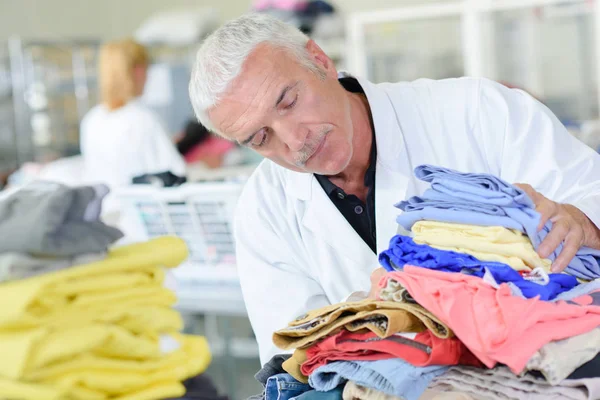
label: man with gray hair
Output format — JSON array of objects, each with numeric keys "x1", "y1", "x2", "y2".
[{"x1": 189, "y1": 13, "x2": 600, "y2": 365}]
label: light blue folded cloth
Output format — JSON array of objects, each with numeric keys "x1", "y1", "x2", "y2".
[
  {"x1": 552, "y1": 279, "x2": 600, "y2": 302},
  {"x1": 397, "y1": 164, "x2": 600, "y2": 280},
  {"x1": 415, "y1": 165, "x2": 536, "y2": 208},
  {"x1": 308, "y1": 359, "x2": 447, "y2": 400}
]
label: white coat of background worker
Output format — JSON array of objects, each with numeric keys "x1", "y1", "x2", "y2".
[
  {"x1": 80, "y1": 38, "x2": 185, "y2": 188},
  {"x1": 188, "y1": 13, "x2": 600, "y2": 364}
]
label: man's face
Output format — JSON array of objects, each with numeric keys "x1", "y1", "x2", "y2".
[{"x1": 208, "y1": 42, "x2": 355, "y2": 175}]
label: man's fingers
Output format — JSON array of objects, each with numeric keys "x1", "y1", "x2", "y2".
[
  {"x1": 538, "y1": 220, "x2": 570, "y2": 259},
  {"x1": 552, "y1": 230, "x2": 583, "y2": 273},
  {"x1": 535, "y1": 200, "x2": 559, "y2": 231},
  {"x1": 515, "y1": 183, "x2": 540, "y2": 203},
  {"x1": 368, "y1": 268, "x2": 387, "y2": 299},
  {"x1": 370, "y1": 267, "x2": 386, "y2": 282}
]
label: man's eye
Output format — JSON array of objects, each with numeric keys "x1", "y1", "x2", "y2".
[
  {"x1": 251, "y1": 131, "x2": 267, "y2": 147},
  {"x1": 284, "y1": 94, "x2": 298, "y2": 110}
]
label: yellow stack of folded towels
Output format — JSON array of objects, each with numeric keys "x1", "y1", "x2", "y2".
[{"x1": 0, "y1": 236, "x2": 211, "y2": 400}]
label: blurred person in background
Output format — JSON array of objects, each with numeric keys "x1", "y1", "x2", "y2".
[
  {"x1": 80, "y1": 38, "x2": 185, "y2": 188},
  {"x1": 176, "y1": 120, "x2": 237, "y2": 168}
]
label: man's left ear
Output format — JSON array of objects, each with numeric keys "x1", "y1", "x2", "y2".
[{"x1": 305, "y1": 40, "x2": 336, "y2": 77}]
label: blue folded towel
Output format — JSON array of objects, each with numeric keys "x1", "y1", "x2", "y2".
[
  {"x1": 308, "y1": 359, "x2": 447, "y2": 400},
  {"x1": 379, "y1": 235, "x2": 578, "y2": 301},
  {"x1": 415, "y1": 165, "x2": 535, "y2": 208}
]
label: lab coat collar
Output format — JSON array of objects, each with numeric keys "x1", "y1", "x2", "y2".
[{"x1": 356, "y1": 76, "x2": 410, "y2": 254}]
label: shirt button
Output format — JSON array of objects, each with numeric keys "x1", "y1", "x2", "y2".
[
  {"x1": 337, "y1": 192, "x2": 345, "y2": 200},
  {"x1": 354, "y1": 205, "x2": 364, "y2": 214}
]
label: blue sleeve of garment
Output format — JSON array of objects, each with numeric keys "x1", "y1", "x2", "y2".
[{"x1": 380, "y1": 235, "x2": 579, "y2": 300}]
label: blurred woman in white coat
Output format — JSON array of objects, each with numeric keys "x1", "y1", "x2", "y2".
[{"x1": 80, "y1": 38, "x2": 185, "y2": 188}]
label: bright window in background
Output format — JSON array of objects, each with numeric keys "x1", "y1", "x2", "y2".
[
  {"x1": 363, "y1": 16, "x2": 464, "y2": 84},
  {"x1": 489, "y1": 4, "x2": 597, "y2": 123}
]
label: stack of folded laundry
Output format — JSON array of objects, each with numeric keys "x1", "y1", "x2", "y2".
[
  {"x1": 251, "y1": 165, "x2": 600, "y2": 400},
  {"x1": 0, "y1": 182, "x2": 212, "y2": 400},
  {"x1": 396, "y1": 165, "x2": 600, "y2": 281},
  {"x1": 380, "y1": 165, "x2": 600, "y2": 399}
]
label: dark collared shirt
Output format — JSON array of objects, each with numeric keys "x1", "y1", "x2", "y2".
[{"x1": 314, "y1": 77, "x2": 377, "y2": 253}]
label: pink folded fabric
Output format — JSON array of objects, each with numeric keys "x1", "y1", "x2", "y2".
[{"x1": 381, "y1": 266, "x2": 600, "y2": 374}]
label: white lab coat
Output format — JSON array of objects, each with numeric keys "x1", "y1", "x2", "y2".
[
  {"x1": 234, "y1": 76, "x2": 600, "y2": 365},
  {"x1": 80, "y1": 99, "x2": 186, "y2": 188}
]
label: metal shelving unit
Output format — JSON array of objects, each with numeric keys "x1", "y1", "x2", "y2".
[
  {"x1": 0, "y1": 43, "x2": 17, "y2": 179},
  {"x1": 7, "y1": 37, "x2": 100, "y2": 165}
]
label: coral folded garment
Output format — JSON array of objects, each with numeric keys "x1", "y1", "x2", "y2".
[
  {"x1": 11, "y1": 334, "x2": 211, "y2": 400},
  {"x1": 379, "y1": 235, "x2": 578, "y2": 300},
  {"x1": 0, "y1": 236, "x2": 187, "y2": 329},
  {"x1": 396, "y1": 164, "x2": 600, "y2": 280},
  {"x1": 300, "y1": 329, "x2": 483, "y2": 376},
  {"x1": 380, "y1": 267, "x2": 600, "y2": 374},
  {"x1": 411, "y1": 221, "x2": 551, "y2": 271},
  {"x1": 430, "y1": 366, "x2": 600, "y2": 400},
  {"x1": 309, "y1": 359, "x2": 447, "y2": 400},
  {"x1": 273, "y1": 298, "x2": 451, "y2": 351}
]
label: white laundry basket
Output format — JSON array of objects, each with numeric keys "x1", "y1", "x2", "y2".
[{"x1": 114, "y1": 182, "x2": 247, "y2": 315}]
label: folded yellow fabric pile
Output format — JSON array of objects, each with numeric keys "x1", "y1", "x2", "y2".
[
  {"x1": 0, "y1": 236, "x2": 211, "y2": 400},
  {"x1": 411, "y1": 221, "x2": 552, "y2": 271}
]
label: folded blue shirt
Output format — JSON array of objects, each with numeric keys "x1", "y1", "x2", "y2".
[
  {"x1": 308, "y1": 359, "x2": 447, "y2": 400},
  {"x1": 414, "y1": 165, "x2": 535, "y2": 208},
  {"x1": 552, "y1": 279, "x2": 600, "y2": 302},
  {"x1": 397, "y1": 164, "x2": 600, "y2": 280},
  {"x1": 379, "y1": 235, "x2": 578, "y2": 301}
]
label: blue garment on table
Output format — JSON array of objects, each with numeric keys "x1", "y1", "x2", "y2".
[
  {"x1": 403, "y1": 189, "x2": 507, "y2": 215},
  {"x1": 379, "y1": 235, "x2": 578, "y2": 301},
  {"x1": 414, "y1": 164, "x2": 535, "y2": 208},
  {"x1": 397, "y1": 164, "x2": 600, "y2": 280},
  {"x1": 291, "y1": 386, "x2": 344, "y2": 400},
  {"x1": 265, "y1": 373, "x2": 311, "y2": 400},
  {"x1": 308, "y1": 359, "x2": 447, "y2": 400},
  {"x1": 552, "y1": 279, "x2": 600, "y2": 302}
]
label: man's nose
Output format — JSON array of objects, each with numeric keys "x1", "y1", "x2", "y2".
[{"x1": 273, "y1": 121, "x2": 307, "y2": 153}]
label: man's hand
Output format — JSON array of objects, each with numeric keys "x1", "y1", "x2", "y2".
[
  {"x1": 368, "y1": 268, "x2": 387, "y2": 299},
  {"x1": 515, "y1": 183, "x2": 600, "y2": 272}
]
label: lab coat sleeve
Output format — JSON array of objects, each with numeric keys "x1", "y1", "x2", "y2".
[
  {"x1": 476, "y1": 78, "x2": 600, "y2": 230},
  {"x1": 234, "y1": 186, "x2": 330, "y2": 366}
]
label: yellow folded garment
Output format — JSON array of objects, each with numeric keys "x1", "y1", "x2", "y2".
[
  {"x1": 113, "y1": 382, "x2": 185, "y2": 400},
  {"x1": 412, "y1": 221, "x2": 552, "y2": 271},
  {"x1": 68, "y1": 385, "x2": 106, "y2": 400},
  {"x1": 36, "y1": 268, "x2": 165, "y2": 310},
  {"x1": 98, "y1": 306, "x2": 183, "y2": 335},
  {"x1": 37, "y1": 304, "x2": 183, "y2": 336},
  {"x1": 0, "y1": 323, "x2": 164, "y2": 379},
  {"x1": 0, "y1": 236, "x2": 187, "y2": 328},
  {"x1": 2, "y1": 286, "x2": 178, "y2": 331},
  {"x1": 28, "y1": 334, "x2": 211, "y2": 398},
  {"x1": 0, "y1": 376, "x2": 66, "y2": 400},
  {"x1": 53, "y1": 382, "x2": 186, "y2": 400}
]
